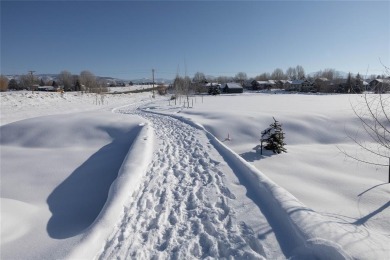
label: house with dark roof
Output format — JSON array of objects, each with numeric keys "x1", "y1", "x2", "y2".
[
  {"x1": 221, "y1": 83, "x2": 243, "y2": 93},
  {"x1": 250, "y1": 80, "x2": 276, "y2": 90},
  {"x1": 369, "y1": 78, "x2": 390, "y2": 93},
  {"x1": 285, "y1": 80, "x2": 313, "y2": 91},
  {"x1": 314, "y1": 78, "x2": 331, "y2": 92},
  {"x1": 276, "y1": 80, "x2": 291, "y2": 89}
]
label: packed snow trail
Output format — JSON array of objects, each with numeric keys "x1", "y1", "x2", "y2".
[
  {"x1": 97, "y1": 110, "x2": 277, "y2": 259},
  {"x1": 94, "y1": 104, "x2": 352, "y2": 260}
]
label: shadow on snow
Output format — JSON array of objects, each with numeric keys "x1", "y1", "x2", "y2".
[
  {"x1": 240, "y1": 145, "x2": 277, "y2": 162},
  {"x1": 353, "y1": 200, "x2": 390, "y2": 226},
  {"x1": 357, "y1": 183, "x2": 388, "y2": 197},
  {"x1": 46, "y1": 126, "x2": 141, "y2": 239}
]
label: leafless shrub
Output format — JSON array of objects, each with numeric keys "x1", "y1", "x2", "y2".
[{"x1": 340, "y1": 75, "x2": 390, "y2": 182}]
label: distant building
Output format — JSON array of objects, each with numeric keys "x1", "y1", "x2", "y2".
[
  {"x1": 314, "y1": 78, "x2": 330, "y2": 92},
  {"x1": 37, "y1": 86, "x2": 55, "y2": 91},
  {"x1": 250, "y1": 80, "x2": 276, "y2": 90},
  {"x1": 276, "y1": 80, "x2": 291, "y2": 89},
  {"x1": 369, "y1": 78, "x2": 390, "y2": 93},
  {"x1": 287, "y1": 80, "x2": 313, "y2": 92},
  {"x1": 221, "y1": 83, "x2": 243, "y2": 93}
]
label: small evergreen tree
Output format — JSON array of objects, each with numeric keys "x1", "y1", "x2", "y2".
[
  {"x1": 75, "y1": 80, "x2": 81, "y2": 91},
  {"x1": 208, "y1": 85, "x2": 221, "y2": 95},
  {"x1": 353, "y1": 73, "x2": 363, "y2": 93},
  {"x1": 345, "y1": 72, "x2": 353, "y2": 93},
  {"x1": 39, "y1": 78, "x2": 45, "y2": 86},
  {"x1": 260, "y1": 117, "x2": 287, "y2": 154},
  {"x1": 8, "y1": 79, "x2": 19, "y2": 90},
  {"x1": 52, "y1": 80, "x2": 58, "y2": 88}
]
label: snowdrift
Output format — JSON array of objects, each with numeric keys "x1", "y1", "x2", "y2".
[
  {"x1": 67, "y1": 121, "x2": 154, "y2": 259},
  {"x1": 0, "y1": 110, "x2": 148, "y2": 259}
]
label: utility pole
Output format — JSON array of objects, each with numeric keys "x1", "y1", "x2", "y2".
[
  {"x1": 152, "y1": 69, "x2": 155, "y2": 98},
  {"x1": 28, "y1": 70, "x2": 35, "y2": 93}
]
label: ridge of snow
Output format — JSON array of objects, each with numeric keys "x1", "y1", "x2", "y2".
[{"x1": 67, "y1": 121, "x2": 155, "y2": 260}]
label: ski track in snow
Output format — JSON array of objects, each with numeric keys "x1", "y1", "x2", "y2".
[{"x1": 97, "y1": 107, "x2": 269, "y2": 260}]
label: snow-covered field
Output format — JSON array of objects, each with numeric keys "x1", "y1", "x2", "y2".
[
  {"x1": 108, "y1": 84, "x2": 158, "y2": 93},
  {"x1": 1, "y1": 90, "x2": 389, "y2": 259}
]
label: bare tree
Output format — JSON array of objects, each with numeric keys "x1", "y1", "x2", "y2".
[
  {"x1": 172, "y1": 75, "x2": 192, "y2": 106},
  {"x1": 80, "y1": 70, "x2": 97, "y2": 92},
  {"x1": 235, "y1": 72, "x2": 247, "y2": 86},
  {"x1": 271, "y1": 68, "x2": 286, "y2": 80},
  {"x1": 58, "y1": 70, "x2": 73, "y2": 91},
  {"x1": 339, "y1": 64, "x2": 390, "y2": 182},
  {"x1": 206, "y1": 75, "x2": 216, "y2": 83},
  {"x1": 341, "y1": 93, "x2": 390, "y2": 182},
  {"x1": 193, "y1": 72, "x2": 206, "y2": 84},
  {"x1": 255, "y1": 72, "x2": 270, "y2": 81},
  {"x1": 286, "y1": 67, "x2": 297, "y2": 80},
  {"x1": 173, "y1": 75, "x2": 185, "y2": 102},
  {"x1": 369, "y1": 74, "x2": 378, "y2": 81},
  {"x1": 296, "y1": 65, "x2": 305, "y2": 80},
  {"x1": 217, "y1": 76, "x2": 233, "y2": 84},
  {"x1": 315, "y1": 68, "x2": 340, "y2": 81},
  {"x1": 19, "y1": 74, "x2": 38, "y2": 90},
  {"x1": 183, "y1": 76, "x2": 192, "y2": 106},
  {"x1": 324, "y1": 68, "x2": 340, "y2": 80},
  {"x1": 97, "y1": 78, "x2": 108, "y2": 93},
  {"x1": 193, "y1": 72, "x2": 206, "y2": 94}
]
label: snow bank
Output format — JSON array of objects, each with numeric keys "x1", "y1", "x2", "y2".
[
  {"x1": 1, "y1": 103, "x2": 150, "y2": 259},
  {"x1": 67, "y1": 121, "x2": 155, "y2": 259}
]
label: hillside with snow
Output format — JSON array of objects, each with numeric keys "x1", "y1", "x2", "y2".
[{"x1": 1, "y1": 90, "x2": 389, "y2": 259}]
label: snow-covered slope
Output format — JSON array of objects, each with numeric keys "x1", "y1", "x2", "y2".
[{"x1": 0, "y1": 91, "x2": 154, "y2": 126}]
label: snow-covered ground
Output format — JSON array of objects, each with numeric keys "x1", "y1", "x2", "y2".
[
  {"x1": 1, "y1": 90, "x2": 389, "y2": 259},
  {"x1": 108, "y1": 84, "x2": 159, "y2": 93}
]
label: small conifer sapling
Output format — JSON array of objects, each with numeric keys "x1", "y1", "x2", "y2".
[{"x1": 260, "y1": 117, "x2": 287, "y2": 154}]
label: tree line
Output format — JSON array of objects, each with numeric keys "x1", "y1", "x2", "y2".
[
  {"x1": 1, "y1": 65, "x2": 387, "y2": 93},
  {"x1": 191, "y1": 66, "x2": 385, "y2": 85},
  {"x1": 0, "y1": 70, "x2": 108, "y2": 93}
]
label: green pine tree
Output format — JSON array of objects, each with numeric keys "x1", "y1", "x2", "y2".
[
  {"x1": 353, "y1": 73, "x2": 363, "y2": 93},
  {"x1": 261, "y1": 117, "x2": 287, "y2": 154}
]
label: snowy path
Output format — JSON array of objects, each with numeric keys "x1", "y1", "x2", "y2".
[{"x1": 97, "y1": 110, "x2": 281, "y2": 259}]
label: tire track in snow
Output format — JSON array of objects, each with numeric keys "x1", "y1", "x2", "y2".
[{"x1": 97, "y1": 110, "x2": 268, "y2": 260}]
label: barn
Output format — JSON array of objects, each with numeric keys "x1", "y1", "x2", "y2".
[{"x1": 221, "y1": 83, "x2": 243, "y2": 93}]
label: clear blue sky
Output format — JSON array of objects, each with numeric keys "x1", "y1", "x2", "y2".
[{"x1": 1, "y1": 0, "x2": 389, "y2": 80}]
